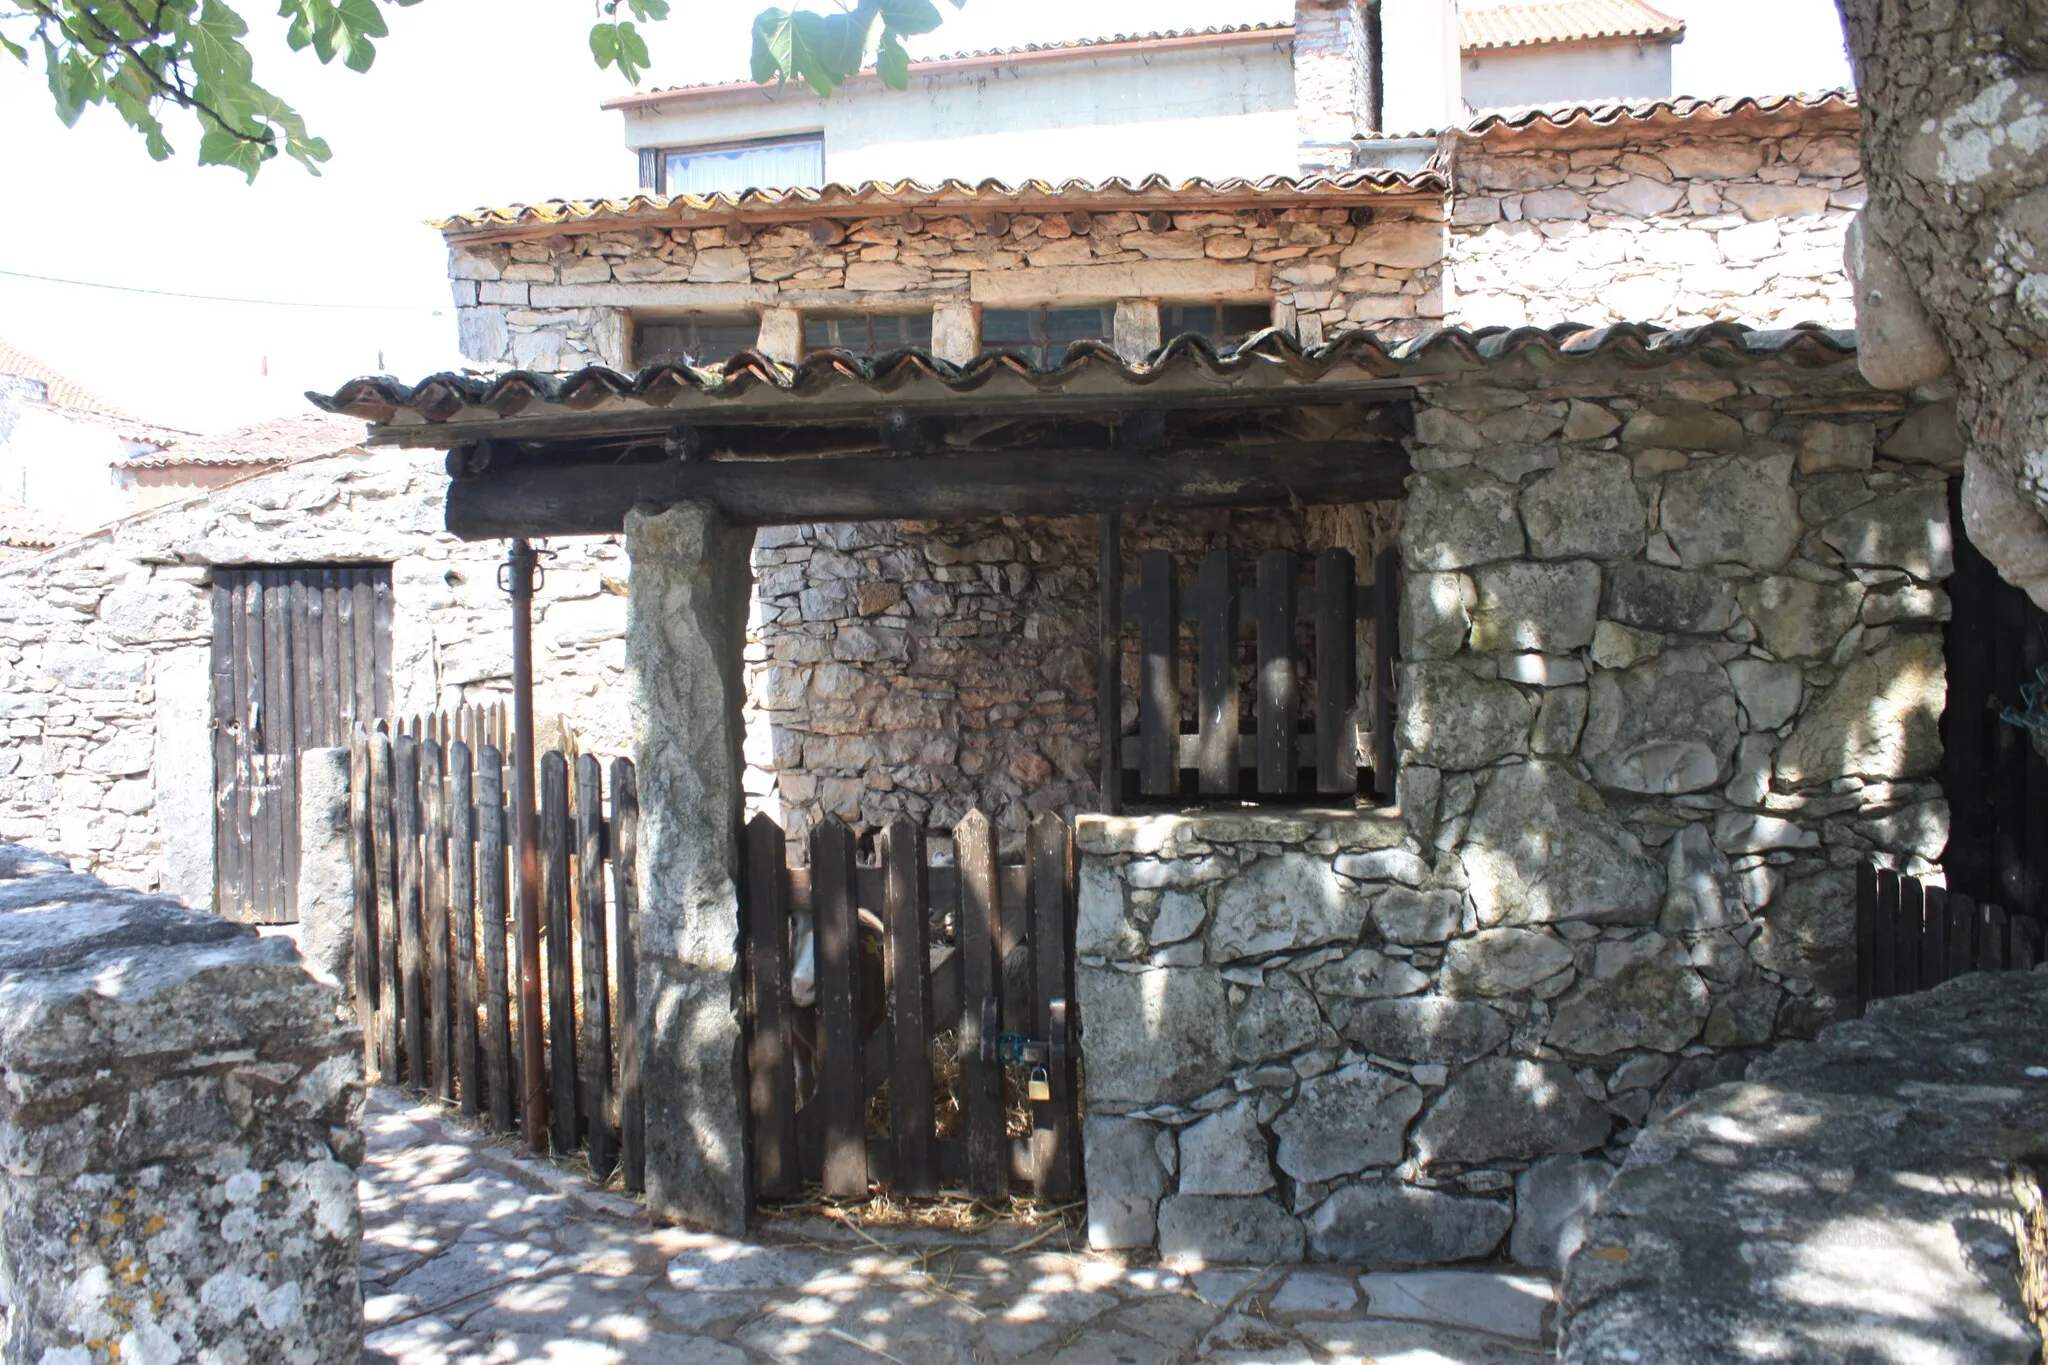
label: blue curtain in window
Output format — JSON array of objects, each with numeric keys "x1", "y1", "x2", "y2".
[{"x1": 667, "y1": 138, "x2": 825, "y2": 197}]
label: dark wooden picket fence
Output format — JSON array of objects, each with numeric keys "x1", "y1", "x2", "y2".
[
  {"x1": 1108, "y1": 545, "x2": 1397, "y2": 804},
  {"x1": 1856, "y1": 861, "x2": 2045, "y2": 1006},
  {"x1": 349, "y1": 719, "x2": 643, "y2": 1190},
  {"x1": 740, "y1": 807, "x2": 1079, "y2": 1205}
]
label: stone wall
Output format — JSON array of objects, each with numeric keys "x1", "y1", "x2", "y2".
[
  {"x1": 1446, "y1": 114, "x2": 1863, "y2": 329},
  {"x1": 743, "y1": 504, "x2": 1399, "y2": 851},
  {"x1": 1077, "y1": 347, "x2": 1960, "y2": 1265},
  {"x1": 448, "y1": 199, "x2": 1451, "y2": 367},
  {"x1": 0, "y1": 842, "x2": 362, "y2": 1362},
  {"x1": 0, "y1": 451, "x2": 632, "y2": 899}
]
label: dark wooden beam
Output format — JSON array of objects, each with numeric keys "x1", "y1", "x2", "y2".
[{"x1": 444, "y1": 441, "x2": 1411, "y2": 539}]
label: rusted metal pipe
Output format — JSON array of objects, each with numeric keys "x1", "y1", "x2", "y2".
[{"x1": 507, "y1": 538, "x2": 548, "y2": 1152}]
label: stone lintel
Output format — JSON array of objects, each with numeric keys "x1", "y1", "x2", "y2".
[
  {"x1": 1075, "y1": 807, "x2": 1407, "y2": 857},
  {"x1": 528, "y1": 281, "x2": 778, "y2": 309},
  {"x1": 625, "y1": 500, "x2": 756, "y2": 1236},
  {"x1": 970, "y1": 259, "x2": 1264, "y2": 306}
]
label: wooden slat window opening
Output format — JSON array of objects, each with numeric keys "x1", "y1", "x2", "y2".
[
  {"x1": 739, "y1": 808, "x2": 1079, "y2": 1204},
  {"x1": 1109, "y1": 545, "x2": 1398, "y2": 806},
  {"x1": 213, "y1": 564, "x2": 393, "y2": 924},
  {"x1": 349, "y1": 719, "x2": 643, "y2": 1192},
  {"x1": 1854, "y1": 859, "x2": 2044, "y2": 1007}
]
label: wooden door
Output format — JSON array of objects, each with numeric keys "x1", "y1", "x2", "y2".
[{"x1": 212, "y1": 565, "x2": 393, "y2": 923}]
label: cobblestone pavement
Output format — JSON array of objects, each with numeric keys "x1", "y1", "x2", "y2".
[{"x1": 361, "y1": 1091, "x2": 1559, "y2": 1364}]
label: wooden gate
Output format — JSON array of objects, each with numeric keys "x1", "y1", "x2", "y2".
[
  {"x1": 349, "y1": 718, "x2": 646, "y2": 1190},
  {"x1": 740, "y1": 808, "x2": 1079, "y2": 1205},
  {"x1": 1856, "y1": 861, "x2": 2045, "y2": 1007},
  {"x1": 213, "y1": 565, "x2": 392, "y2": 923}
]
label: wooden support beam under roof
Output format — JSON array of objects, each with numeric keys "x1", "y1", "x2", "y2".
[{"x1": 443, "y1": 439, "x2": 1413, "y2": 539}]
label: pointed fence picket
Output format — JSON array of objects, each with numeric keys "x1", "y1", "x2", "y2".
[{"x1": 349, "y1": 718, "x2": 641, "y2": 1192}]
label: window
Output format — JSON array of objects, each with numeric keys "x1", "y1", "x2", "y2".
[
  {"x1": 637, "y1": 315, "x2": 760, "y2": 368},
  {"x1": 1161, "y1": 302, "x2": 1274, "y2": 350},
  {"x1": 980, "y1": 306, "x2": 1116, "y2": 366},
  {"x1": 664, "y1": 135, "x2": 824, "y2": 197},
  {"x1": 804, "y1": 311, "x2": 935, "y2": 354}
]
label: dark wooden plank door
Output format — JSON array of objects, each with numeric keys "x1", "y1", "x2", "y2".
[{"x1": 212, "y1": 565, "x2": 393, "y2": 923}]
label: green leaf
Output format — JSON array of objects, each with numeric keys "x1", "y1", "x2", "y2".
[
  {"x1": 337, "y1": 0, "x2": 388, "y2": 41},
  {"x1": 589, "y1": 21, "x2": 618, "y2": 68},
  {"x1": 615, "y1": 21, "x2": 651, "y2": 83},
  {"x1": 749, "y1": 7, "x2": 789, "y2": 84},
  {"x1": 0, "y1": 32, "x2": 28, "y2": 65},
  {"x1": 626, "y1": 0, "x2": 670, "y2": 20},
  {"x1": 875, "y1": 0, "x2": 945, "y2": 36},
  {"x1": 875, "y1": 29, "x2": 909, "y2": 89},
  {"x1": 198, "y1": 122, "x2": 269, "y2": 179}
]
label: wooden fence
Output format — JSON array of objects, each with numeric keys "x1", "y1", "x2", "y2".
[
  {"x1": 1110, "y1": 545, "x2": 1397, "y2": 804},
  {"x1": 1856, "y1": 861, "x2": 2045, "y2": 1006},
  {"x1": 349, "y1": 720, "x2": 643, "y2": 1189},
  {"x1": 740, "y1": 808, "x2": 1079, "y2": 1205}
]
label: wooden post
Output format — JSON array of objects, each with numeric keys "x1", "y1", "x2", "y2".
[
  {"x1": 450, "y1": 740, "x2": 481, "y2": 1118},
  {"x1": 1097, "y1": 513, "x2": 1122, "y2": 815},
  {"x1": 743, "y1": 812, "x2": 796, "y2": 1198},
  {"x1": 1255, "y1": 550, "x2": 1296, "y2": 796},
  {"x1": 1371, "y1": 547, "x2": 1399, "y2": 803},
  {"x1": 371, "y1": 730, "x2": 401, "y2": 1081},
  {"x1": 349, "y1": 729, "x2": 377, "y2": 1080},
  {"x1": 1854, "y1": 861, "x2": 1877, "y2": 1008},
  {"x1": 882, "y1": 818, "x2": 936, "y2": 1198},
  {"x1": 1138, "y1": 549, "x2": 1178, "y2": 799},
  {"x1": 508, "y1": 539, "x2": 548, "y2": 1153},
  {"x1": 812, "y1": 815, "x2": 867, "y2": 1200},
  {"x1": 542, "y1": 751, "x2": 580, "y2": 1156},
  {"x1": 610, "y1": 759, "x2": 644, "y2": 1194},
  {"x1": 395, "y1": 735, "x2": 425, "y2": 1091},
  {"x1": 1315, "y1": 548, "x2": 1358, "y2": 796},
  {"x1": 478, "y1": 745, "x2": 514, "y2": 1133},
  {"x1": 422, "y1": 739, "x2": 453, "y2": 1100},
  {"x1": 575, "y1": 756, "x2": 615, "y2": 1181},
  {"x1": 1029, "y1": 813, "x2": 1077, "y2": 1200},
  {"x1": 954, "y1": 809, "x2": 1007, "y2": 1203},
  {"x1": 1196, "y1": 549, "x2": 1238, "y2": 796}
]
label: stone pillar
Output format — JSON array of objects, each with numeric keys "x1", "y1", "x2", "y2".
[
  {"x1": 296, "y1": 746, "x2": 354, "y2": 989},
  {"x1": 755, "y1": 307, "x2": 804, "y2": 363},
  {"x1": 932, "y1": 300, "x2": 979, "y2": 364},
  {"x1": 1112, "y1": 300, "x2": 1162, "y2": 364},
  {"x1": 625, "y1": 500, "x2": 756, "y2": 1235},
  {"x1": 0, "y1": 842, "x2": 362, "y2": 1363}
]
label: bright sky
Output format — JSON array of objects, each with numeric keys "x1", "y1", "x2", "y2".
[{"x1": 0, "y1": 0, "x2": 1852, "y2": 433}]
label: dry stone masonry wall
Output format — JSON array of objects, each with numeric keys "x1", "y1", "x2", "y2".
[
  {"x1": 448, "y1": 200, "x2": 1452, "y2": 369},
  {"x1": 1078, "y1": 348, "x2": 1959, "y2": 1266},
  {"x1": 1447, "y1": 119, "x2": 1864, "y2": 330},
  {"x1": 0, "y1": 451, "x2": 633, "y2": 899},
  {"x1": 0, "y1": 842, "x2": 362, "y2": 1363}
]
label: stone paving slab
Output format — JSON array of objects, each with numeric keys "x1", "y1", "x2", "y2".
[{"x1": 360, "y1": 1090, "x2": 1559, "y2": 1364}]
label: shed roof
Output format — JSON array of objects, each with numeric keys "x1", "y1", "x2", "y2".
[
  {"x1": 1461, "y1": 0, "x2": 1684, "y2": 52},
  {"x1": 0, "y1": 339, "x2": 151, "y2": 427},
  {"x1": 128, "y1": 411, "x2": 368, "y2": 471},
  {"x1": 313, "y1": 321, "x2": 1860, "y2": 443},
  {"x1": 433, "y1": 167, "x2": 1444, "y2": 241}
]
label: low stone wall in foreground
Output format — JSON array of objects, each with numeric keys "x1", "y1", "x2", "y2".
[
  {"x1": 0, "y1": 843, "x2": 363, "y2": 1364},
  {"x1": 1561, "y1": 967, "x2": 2048, "y2": 1363}
]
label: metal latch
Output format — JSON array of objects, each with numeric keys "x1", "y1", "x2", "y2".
[{"x1": 979, "y1": 996, "x2": 1071, "y2": 1102}]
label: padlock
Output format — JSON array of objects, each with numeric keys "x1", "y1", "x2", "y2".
[{"x1": 1027, "y1": 1065, "x2": 1052, "y2": 1103}]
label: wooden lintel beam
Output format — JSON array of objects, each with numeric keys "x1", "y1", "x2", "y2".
[{"x1": 444, "y1": 442, "x2": 1411, "y2": 540}]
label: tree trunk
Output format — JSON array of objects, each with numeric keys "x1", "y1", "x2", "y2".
[{"x1": 1836, "y1": 0, "x2": 2048, "y2": 604}]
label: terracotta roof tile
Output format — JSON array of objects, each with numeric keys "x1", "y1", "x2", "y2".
[
  {"x1": 312, "y1": 321, "x2": 1859, "y2": 435},
  {"x1": 1461, "y1": 0, "x2": 1684, "y2": 52},
  {"x1": 0, "y1": 339, "x2": 144, "y2": 424},
  {"x1": 434, "y1": 167, "x2": 1445, "y2": 238},
  {"x1": 1463, "y1": 88, "x2": 1858, "y2": 137},
  {"x1": 130, "y1": 411, "x2": 367, "y2": 470}
]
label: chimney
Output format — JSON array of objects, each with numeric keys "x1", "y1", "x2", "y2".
[
  {"x1": 1378, "y1": 0, "x2": 1463, "y2": 136},
  {"x1": 1292, "y1": 0, "x2": 1380, "y2": 174}
]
